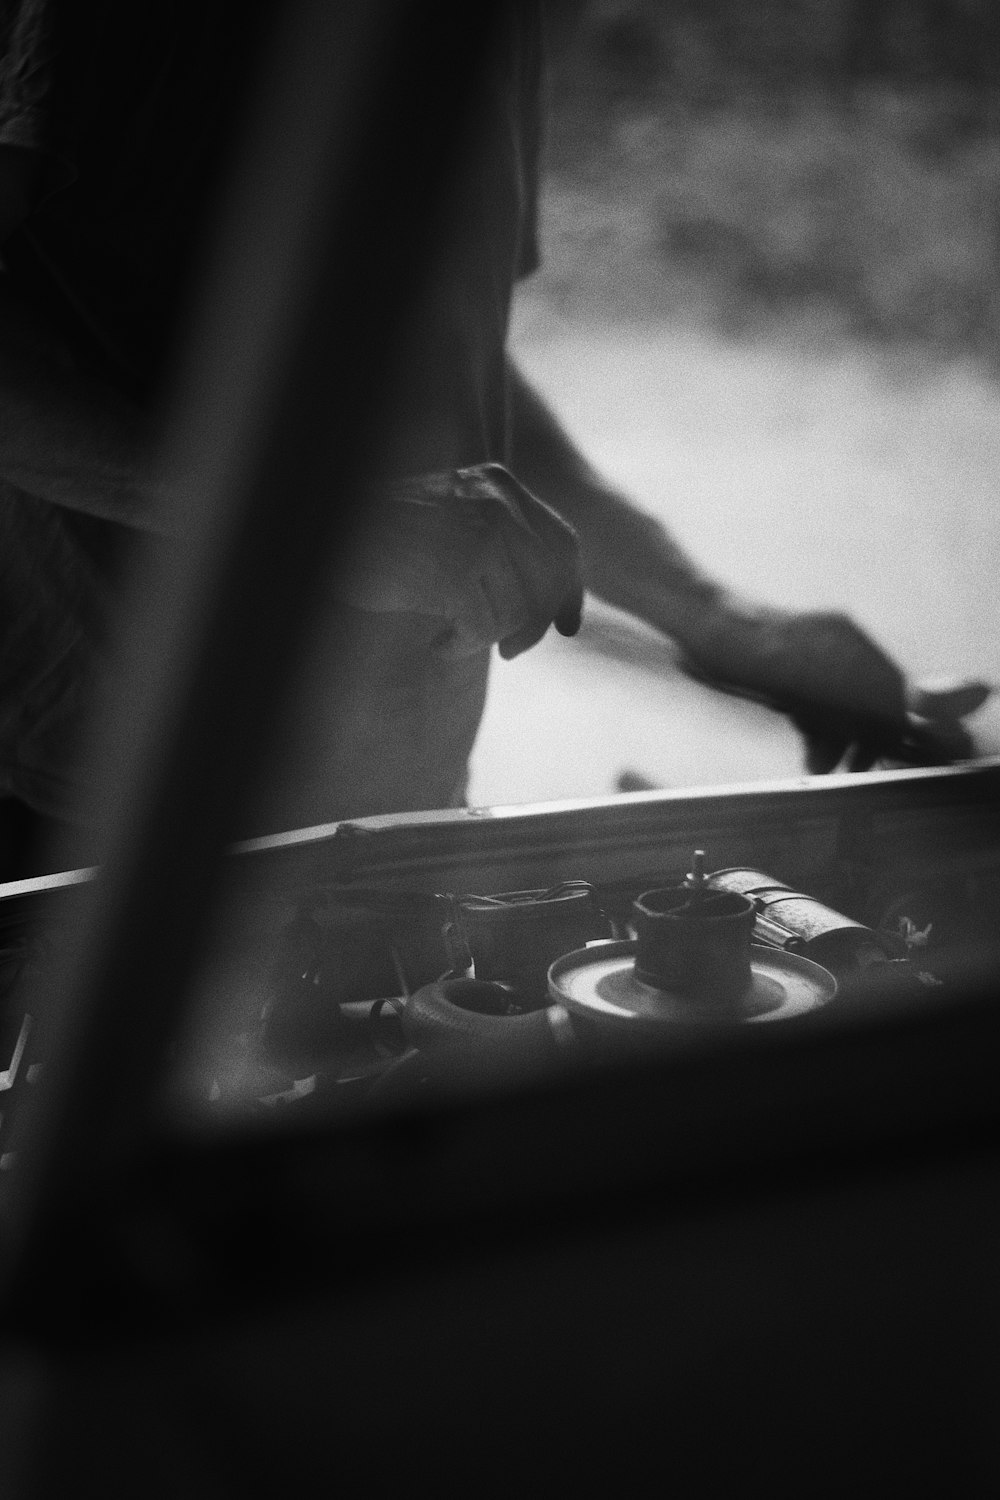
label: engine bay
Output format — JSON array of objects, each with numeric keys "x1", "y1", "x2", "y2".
[
  {"x1": 190, "y1": 850, "x2": 982, "y2": 1125},
  {"x1": 3, "y1": 762, "x2": 1000, "y2": 1149}
]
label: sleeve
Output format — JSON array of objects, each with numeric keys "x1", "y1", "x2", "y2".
[
  {"x1": 0, "y1": 0, "x2": 52, "y2": 153},
  {"x1": 0, "y1": 0, "x2": 73, "y2": 235}
]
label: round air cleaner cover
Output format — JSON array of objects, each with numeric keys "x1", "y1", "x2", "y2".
[{"x1": 548, "y1": 940, "x2": 836, "y2": 1030}]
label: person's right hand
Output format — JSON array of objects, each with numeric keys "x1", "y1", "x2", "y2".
[
  {"x1": 892, "y1": 679, "x2": 992, "y2": 765},
  {"x1": 679, "y1": 599, "x2": 990, "y2": 772}
]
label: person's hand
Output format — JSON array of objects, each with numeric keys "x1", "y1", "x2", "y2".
[
  {"x1": 336, "y1": 462, "x2": 583, "y2": 659},
  {"x1": 679, "y1": 602, "x2": 986, "y2": 772},
  {"x1": 896, "y1": 679, "x2": 991, "y2": 766}
]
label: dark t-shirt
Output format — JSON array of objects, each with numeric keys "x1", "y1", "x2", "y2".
[
  {"x1": 0, "y1": 1, "x2": 547, "y2": 820},
  {"x1": 0, "y1": 0, "x2": 543, "y2": 463}
]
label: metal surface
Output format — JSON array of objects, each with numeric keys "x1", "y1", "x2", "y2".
[
  {"x1": 1, "y1": 757, "x2": 999, "y2": 928},
  {"x1": 227, "y1": 755, "x2": 1000, "y2": 900}
]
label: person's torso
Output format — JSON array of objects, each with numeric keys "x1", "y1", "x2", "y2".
[{"x1": 0, "y1": 0, "x2": 545, "y2": 469}]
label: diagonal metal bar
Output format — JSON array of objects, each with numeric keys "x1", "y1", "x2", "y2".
[{"x1": 0, "y1": 0, "x2": 501, "y2": 1296}]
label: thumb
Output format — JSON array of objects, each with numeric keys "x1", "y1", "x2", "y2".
[
  {"x1": 907, "y1": 678, "x2": 991, "y2": 722},
  {"x1": 553, "y1": 580, "x2": 584, "y2": 638}
]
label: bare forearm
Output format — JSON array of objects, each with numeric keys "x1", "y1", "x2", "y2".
[
  {"x1": 507, "y1": 359, "x2": 924, "y2": 772},
  {"x1": 507, "y1": 359, "x2": 725, "y2": 645},
  {"x1": 0, "y1": 280, "x2": 167, "y2": 533}
]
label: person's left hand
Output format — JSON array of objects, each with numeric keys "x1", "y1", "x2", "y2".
[
  {"x1": 336, "y1": 462, "x2": 583, "y2": 660},
  {"x1": 678, "y1": 602, "x2": 980, "y2": 772}
]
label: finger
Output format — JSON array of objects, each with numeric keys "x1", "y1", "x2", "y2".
[
  {"x1": 500, "y1": 581, "x2": 582, "y2": 657},
  {"x1": 554, "y1": 582, "x2": 584, "y2": 638},
  {"x1": 804, "y1": 732, "x2": 849, "y2": 774},
  {"x1": 492, "y1": 511, "x2": 582, "y2": 653},
  {"x1": 908, "y1": 678, "x2": 991, "y2": 722},
  {"x1": 845, "y1": 739, "x2": 880, "y2": 773},
  {"x1": 896, "y1": 715, "x2": 974, "y2": 765},
  {"x1": 497, "y1": 579, "x2": 582, "y2": 656},
  {"x1": 504, "y1": 524, "x2": 581, "y2": 618},
  {"x1": 498, "y1": 618, "x2": 550, "y2": 659}
]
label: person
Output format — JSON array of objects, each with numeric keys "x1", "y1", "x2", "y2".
[{"x1": 0, "y1": 1, "x2": 980, "y2": 854}]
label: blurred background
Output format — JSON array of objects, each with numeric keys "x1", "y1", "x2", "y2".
[{"x1": 470, "y1": 0, "x2": 1000, "y2": 803}]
